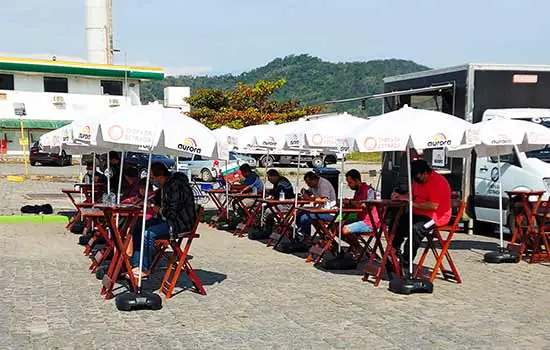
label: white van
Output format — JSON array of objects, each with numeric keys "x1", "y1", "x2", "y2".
[{"x1": 473, "y1": 108, "x2": 550, "y2": 231}]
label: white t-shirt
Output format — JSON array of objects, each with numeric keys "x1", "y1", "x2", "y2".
[{"x1": 310, "y1": 177, "x2": 336, "y2": 202}]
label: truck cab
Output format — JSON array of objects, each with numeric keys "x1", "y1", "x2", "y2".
[{"x1": 473, "y1": 109, "x2": 550, "y2": 229}]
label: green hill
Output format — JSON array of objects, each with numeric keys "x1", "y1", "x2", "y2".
[{"x1": 141, "y1": 54, "x2": 429, "y2": 116}]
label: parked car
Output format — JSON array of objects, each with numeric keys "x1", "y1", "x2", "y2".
[
  {"x1": 124, "y1": 152, "x2": 176, "y2": 178},
  {"x1": 177, "y1": 151, "x2": 257, "y2": 182},
  {"x1": 30, "y1": 141, "x2": 72, "y2": 166}
]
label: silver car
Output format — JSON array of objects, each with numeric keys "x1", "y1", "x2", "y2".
[{"x1": 177, "y1": 152, "x2": 257, "y2": 182}]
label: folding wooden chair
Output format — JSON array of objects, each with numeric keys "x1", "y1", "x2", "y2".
[
  {"x1": 153, "y1": 206, "x2": 206, "y2": 298},
  {"x1": 413, "y1": 199, "x2": 465, "y2": 283}
]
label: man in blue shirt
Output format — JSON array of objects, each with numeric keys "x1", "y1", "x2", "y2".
[{"x1": 232, "y1": 164, "x2": 264, "y2": 210}]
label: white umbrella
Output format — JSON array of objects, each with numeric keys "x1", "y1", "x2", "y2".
[
  {"x1": 349, "y1": 105, "x2": 471, "y2": 283},
  {"x1": 93, "y1": 105, "x2": 218, "y2": 292},
  {"x1": 212, "y1": 126, "x2": 240, "y2": 220},
  {"x1": 285, "y1": 113, "x2": 370, "y2": 247},
  {"x1": 448, "y1": 117, "x2": 550, "y2": 254}
]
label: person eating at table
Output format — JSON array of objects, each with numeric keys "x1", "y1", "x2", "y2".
[
  {"x1": 296, "y1": 171, "x2": 336, "y2": 239},
  {"x1": 82, "y1": 161, "x2": 107, "y2": 185},
  {"x1": 261, "y1": 169, "x2": 295, "y2": 236},
  {"x1": 390, "y1": 159, "x2": 451, "y2": 273},
  {"x1": 341, "y1": 169, "x2": 379, "y2": 255},
  {"x1": 232, "y1": 163, "x2": 264, "y2": 209},
  {"x1": 130, "y1": 163, "x2": 196, "y2": 279},
  {"x1": 107, "y1": 151, "x2": 122, "y2": 194},
  {"x1": 120, "y1": 167, "x2": 140, "y2": 201}
]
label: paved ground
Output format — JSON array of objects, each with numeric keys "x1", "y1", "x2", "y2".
[{"x1": 0, "y1": 220, "x2": 549, "y2": 349}]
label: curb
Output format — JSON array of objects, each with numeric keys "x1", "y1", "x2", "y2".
[
  {"x1": 0, "y1": 215, "x2": 69, "y2": 224},
  {"x1": 0, "y1": 175, "x2": 78, "y2": 183}
]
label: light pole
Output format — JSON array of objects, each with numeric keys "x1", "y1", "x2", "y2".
[{"x1": 113, "y1": 49, "x2": 128, "y2": 101}]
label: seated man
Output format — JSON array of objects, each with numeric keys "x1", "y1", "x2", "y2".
[
  {"x1": 82, "y1": 161, "x2": 107, "y2": 185},
  {"x1": 262, "y1": 169, "x2": 295, "y2": 235},
  {"x1": 297, "y1": 171, "x2": 337, "y2": 238},
  {"x1": 232, "y1": 163, "x2": 264, "y2": 210},
  {"x1": 120, "y1": 167, "x2": 140, "y2": 201},
  {"x1": 130, "y1": 163, "x2": 196, "y2": 279},
  {"x1": 341, "y1": 169, "x2": 379, "y2": 254},
  {"x1": 391, "y1": 159, "x2": 451, "y2": 273},
  {"x1": 107, "y1": 151, "x2": 122, "y2": 194}
]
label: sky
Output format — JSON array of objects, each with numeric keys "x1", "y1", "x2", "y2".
[{"x1": 1, "y1": 0, "x2": 549, "y2": 76}]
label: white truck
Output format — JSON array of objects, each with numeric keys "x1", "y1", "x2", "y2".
[
  {"x1": 239, "y1": 148, "x2": 341, "y2": 168},
  {"x1": 379, "y1": 64, "x2": 550, "y2": 234}
]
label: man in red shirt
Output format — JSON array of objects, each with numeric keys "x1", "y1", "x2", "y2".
[
  {"x1": 391, "y1": 159, "x2": 451, "y2": 271},
  {"x1": 341, "y1": 169, "x2": 378, "y2": 254}
]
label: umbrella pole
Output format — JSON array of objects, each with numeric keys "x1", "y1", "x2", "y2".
[
  {"x1": 116, "y1": 152, "x2": 125, "y2": 228},
  {"x1": 137, "y1": 149, "x2": 153, "y2": 291},
  {"x1": 338, "y1": 157, "x2": 345, "y2": 254},
  {"x1": 293, "y1": 150, "x2": 302, "y2": 239},
  {"x1": 92, "y1": 152, "x2": 96, "y2": 203},
  {"x1": 498, "y1": 150, "x2": 504, "y2": 249},
  {"x1": 261, "y1": 149, "x2": 270, "y2": 227},
  {"x1": 407, "y1": 146, "x2": 414, "y2": 277},
  {"x1": 225, "y1": 159, "x2": 230, "y2": 220},
  {"x1": 107, "y1": 152, "x2": 110, "y2": 195}
]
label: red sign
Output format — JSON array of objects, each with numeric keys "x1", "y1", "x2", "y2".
[{"x1": 513, "y1": 74, "x2": 538, "y2": 84}]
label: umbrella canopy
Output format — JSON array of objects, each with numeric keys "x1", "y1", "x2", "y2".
[
  {"x1": 212, "y1": 126, "x2": 239, "y2": 160},
  {"x1": 285, "y1": 113, "x2": 368, "y2": 152},
  {"x1": 351, "y1": 105, "x2": 470, "y2": 152}
]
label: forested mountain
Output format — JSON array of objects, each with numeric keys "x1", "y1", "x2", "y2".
[{"x1": 141, "y1": 54, "x2": 429, "y2": 116}]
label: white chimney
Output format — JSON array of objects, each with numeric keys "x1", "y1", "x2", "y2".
[{"x1": 86, "y1": 0, "x2": 113, "y2": 64}]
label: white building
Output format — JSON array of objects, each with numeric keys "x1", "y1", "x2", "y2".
[{"x1": 0, "y1": 56, "x2": 164, "y2": 154}]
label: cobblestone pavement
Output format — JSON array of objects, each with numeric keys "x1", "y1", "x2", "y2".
[{"x1": 0, "y1": 222, "x2": 549, "y2": 349}]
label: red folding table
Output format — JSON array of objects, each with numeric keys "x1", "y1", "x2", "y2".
[
  {"x1": 506, "y1": 190, "x2": 545, "y2": 258},
  {"x1": 97, "y1": 205, "x2": 142, "y2": 300},
  {"x1": 229, "y1": 193, "x2": 263, "y2": 237},
  {"x1": 205, "y1": 188, "x2": 238, "y2": 227},
  {"x1": 361, "y1": 200, "x2": 407, "y2": 287},
  {"x1": 261, "y1": 199, "x2": 314, "y2": 248},
  {"x1": 298, "y1": 207, "x2": 363, "y2": 264}
]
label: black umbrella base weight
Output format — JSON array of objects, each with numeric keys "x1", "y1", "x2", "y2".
[
  {"x1": 483, "y1": 248, "x2": 520, "y2": 264},
  {"x1": 389, "y1": 278, "x2": 434, "y2": 295},
  {"x1": 116, "y1": 292, "x2": 162, "y2": 311}
]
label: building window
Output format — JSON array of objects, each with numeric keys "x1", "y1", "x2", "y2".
[
  {"x1": 0, "y1": 74, "x2": 14, "y2": 90},
  {"x1": 101, "y1": 80, "x2": 123, "y2": 96},
  {"x1": 44, "y1": 77, "x2": 68, "y2": 93}
]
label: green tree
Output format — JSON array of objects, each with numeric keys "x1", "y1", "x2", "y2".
[{"x1": 185, "y1": 79, "x2": 324, "y2": 129}]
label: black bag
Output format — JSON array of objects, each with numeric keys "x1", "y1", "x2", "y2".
[
  {"x1": 20, "y1": 204, "x2": 54, "y2": 215},
  {"x1": 71, "y1": 221, "x2": 86, "y2": 234},
  {"x1": 276, "y1": 242, "x2": 310, "y2": 253},
  {"x1": 248, "y1": 229, "x2": 271, "y2": 240},
  {"x1": 116, "y1": 292, "x2": 162, "y2": 312},
  {"x1": 321, "y1": 253, "x2": 358, "y2": 270}
]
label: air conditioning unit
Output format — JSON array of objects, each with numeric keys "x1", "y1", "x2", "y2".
[
  {"x1": 109, "y1": 98, "x2": 120, "y2": 107},
  {"x1": 52, "y1": 95, "x2": 65, "y2": 105}
]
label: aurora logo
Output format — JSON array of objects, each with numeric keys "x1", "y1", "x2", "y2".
[
  {"x1": 78, "y1": 126, "x2": 91, "y2": 140},
  {"x1": 490, "y1": 134, "x2": 512, "y2": 145},
  {"x1": 178, "y1": 138, "x2": 202, "y2": 154},
  {"x1": 427, "y1": 133, "x2": 452, "y2": 147},
  {"x1": 262, "y1": 136, "x2": 277, "y2": 147}
]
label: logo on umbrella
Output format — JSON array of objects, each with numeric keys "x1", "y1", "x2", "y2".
[
  {"x1": 78, "y1": 126, "x2": 91, "y2": 141},
  {"x1": 178, "y1": 138, "x2": 202, "y2": 154},
  {"x1": 287, "y1": 134, "x2": 300, "y2": 147},
  {"x1": 427, "y1": 133, "x2": 452, "y2": 147},
  {"x1": 109, "y1": 125, "x2": 124, "y2": 141},
  {"x1": 490, "y1": 134, "x2": 512, "y2": 145},
  {"x1": 312, "y1": 134, "x2": 323, "y2": 145},
  {"x1": 363, "y1": 137, "x2": 377, "y2": 151},
  {"x1": 262, "y1": 136, "x2": 277, "y2": 147}
]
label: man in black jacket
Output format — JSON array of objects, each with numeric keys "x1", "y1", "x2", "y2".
[{"x1": 130, "y1": 163, "x2": 196, "y2": 278}]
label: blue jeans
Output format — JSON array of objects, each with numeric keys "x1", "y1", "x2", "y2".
[
  {"x1": 131, "y1": 217, "x2": 170, "y2": 270},
  {"x1": 345, "y1": 220, "x2": 373, "y2": 235},
  {"x1": 298, "y1": 213, "x2": 334, "y2": 237}
]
